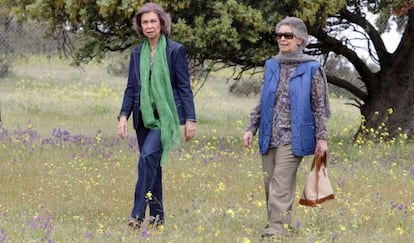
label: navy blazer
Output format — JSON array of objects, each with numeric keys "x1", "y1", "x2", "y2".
[{"x1": 119, "y1": 39, "x2": 196, "y2": 130}]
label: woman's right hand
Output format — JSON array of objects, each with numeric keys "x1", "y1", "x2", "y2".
[
  {"x1": 243, "y1": 131, "x2": 254, "y2": 149},
  {"x1": 118, "y1": 116, "x2": 128, "y2": 139}
]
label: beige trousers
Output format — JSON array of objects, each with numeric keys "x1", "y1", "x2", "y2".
[{"x1": 261, "y1": 145, "x2": 303, "y2": 235}]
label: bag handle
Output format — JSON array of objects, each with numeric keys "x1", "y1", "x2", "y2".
[
  {"x1": 311, "y1": 151, "x2": 327, "y2": 203},
  {"x1": 310, "y1": 151, "x2": 327, "y2": 172}
]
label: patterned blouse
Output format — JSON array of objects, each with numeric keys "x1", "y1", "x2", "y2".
[{"x1": 246, "y1": 63, "x2": 329, "y2": 148}]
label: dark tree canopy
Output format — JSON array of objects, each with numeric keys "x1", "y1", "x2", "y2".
[{"x1": 4, "y1": 0, "x2": 414, "y2": 140}]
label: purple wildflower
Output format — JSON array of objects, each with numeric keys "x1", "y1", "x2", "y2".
[
  {"x1": 142, "y1": 227, "x2": 152, "y2": 238},
  {"x1": 337, "y1": 177, "x2": 345, "y2": 188},
  {"x1": 409, "y1": 167, "x2": 414, "y2": 177},
  {"x1": 331, "y1": 231, "x2": 339, "y2": 243},
  {"x1": 0, "y1": 228, "x2": 7, "y2": 243},
  {"x1": 85, "y1": 231, "x2": 94, "y2": 239},
  {"x1": 295, "y1": 220, "x2": 301, "y2": 229}
]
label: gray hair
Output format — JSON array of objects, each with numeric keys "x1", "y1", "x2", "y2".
[
  {"x1": 275, "y1": 17, "x2": 309, "y2": 47},
  {"x1": 133, "y1": 3, "x2": 171, "y2": 37}
]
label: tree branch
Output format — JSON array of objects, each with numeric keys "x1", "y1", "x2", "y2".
[
  {"x1": 393, "y1": 9, "x2": 414, "y2": 62},
  {"x1": 310, "y1": 27, "x2": 377, "y2": 93},
  {"x1": 327, "y1": 74, "x2": 367, "y2": 101},
  {"x1": 339, "y1": 8, "x2": 391, "y2": 68}
]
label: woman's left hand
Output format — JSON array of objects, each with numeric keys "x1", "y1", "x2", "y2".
[
  {"x1": 184, "y1": 120, "x2": 196, "y2": 141},
  {"x1": 315, "y1": 139, "x2": 328, "y2": 155}
]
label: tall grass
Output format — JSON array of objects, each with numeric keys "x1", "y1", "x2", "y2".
[{"x1": 0, "y1": 56, "x2": 413, "y2": 242}]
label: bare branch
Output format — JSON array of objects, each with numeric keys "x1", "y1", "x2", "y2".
[
  {"x1": 327, "y1": 74, "x2": 367, "y2": 101},
  {"x1": 309, "y1": 27, "x2": 378, "y2": 92},
  {"x1": 339, "y1": 8, "x2": 390, "y2": 68}
]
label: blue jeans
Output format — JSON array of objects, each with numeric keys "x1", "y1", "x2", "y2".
[{"x1": 130, "y1": 117, "x2": 164, "y2": 221}]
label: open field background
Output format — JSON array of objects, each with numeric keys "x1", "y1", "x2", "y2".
[{"x1": 1, "y1": 56, "x2": 413, "y2": 242}]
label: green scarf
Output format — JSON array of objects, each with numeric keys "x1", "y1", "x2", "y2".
[{"x1": 140, "y1": 35, "x2": 181, "y2": 166}]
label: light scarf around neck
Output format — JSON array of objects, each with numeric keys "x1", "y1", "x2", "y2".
[
  {"x1": 273, "y1": 46, "x2": 331, "y2": 118},
  {"x1": 140, "y1": 34, "x2": 181, "y2": 166},
  {"x1": 273, "y1": 46, "x2": 317, "y2": 64}
]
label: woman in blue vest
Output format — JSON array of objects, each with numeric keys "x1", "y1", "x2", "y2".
[
  {"x1": 118, "y1": 3, "x2": 196, "y2": 229},
  {"x1": 243, "y1": 16, "x2": 330, "y2": 238}
]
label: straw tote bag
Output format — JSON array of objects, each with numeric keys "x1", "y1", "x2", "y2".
[{"x1": 299, "y1": 151, "x2": 335, "y2": 206}]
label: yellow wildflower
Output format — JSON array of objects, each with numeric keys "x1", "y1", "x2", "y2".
[{"x1": 146, "y1": 191, "x2": 153, "y2": 200}]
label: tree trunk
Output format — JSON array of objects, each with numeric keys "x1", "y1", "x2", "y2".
[{"x1": 359, "y1": 52, "x2": 414, "y2": 140}]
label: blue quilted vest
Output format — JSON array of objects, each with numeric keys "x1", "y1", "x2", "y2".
[{"x1": 258, "y1": 58, "x2": 320, "y2": 156}]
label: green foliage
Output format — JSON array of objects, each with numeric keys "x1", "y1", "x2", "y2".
[
  {"x1": 4, "y1": 0, "x2": 410, "y2": 66},
  {"x1": 295, "y1": 0, "x2": 346, "y2": 24},
  {"x1": 228, "y1": 77, "x2": 262, "y2": 97},
  {"x1": 3, "y1": 0, "x2": 309, "y2": 66},
  {"x1": 7, "y1": 0, "x2": 403, "y2": 77},
  {"x1": 106, "y1": 58, "x2": 129, "y2": 77},
  {"x1": 170, "y1": 0, "x2": 272, "y2": 67},
  {"x1": 0, "y1": 52, "x2": 11, "y2": 78},
  {"x1": 0, "y1": 4, "x2": 12, "y2": 77}
]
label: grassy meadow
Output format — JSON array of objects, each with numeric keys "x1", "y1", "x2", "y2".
[{"x1": 0, "y1": 56, "x2": 413, "y2": 242}]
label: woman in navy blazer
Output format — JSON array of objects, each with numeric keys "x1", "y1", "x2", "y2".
[{"x1": 118, "y1": 2, "x2": 196, "y2": 229}]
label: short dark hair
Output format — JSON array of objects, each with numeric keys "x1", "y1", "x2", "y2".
[{"x1": 133, "y1": 2, "x2": 171, "y2": 37}]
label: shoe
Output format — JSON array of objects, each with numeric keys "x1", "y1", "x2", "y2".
[
  {"x1": 128, "y1": 218, "x2": 143, "y2": 229},
  {"x1": 261, "y1": 233, "x2": 274, "y2": 238},
  {"x1": 261, "y1": 232, "x2": 283, "y2": 239},
  {"x1": 148, "y1": 218, "x2": 164, "y2": 227}
]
